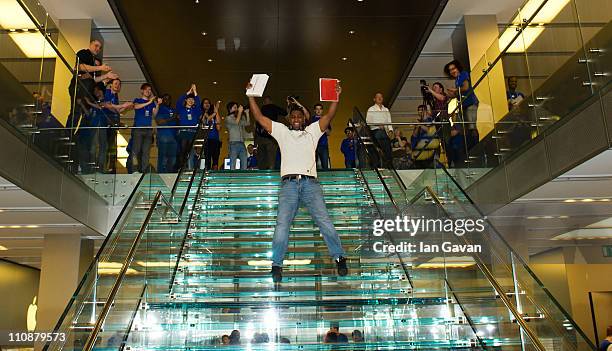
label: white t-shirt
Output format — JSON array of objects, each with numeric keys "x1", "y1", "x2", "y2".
[{"x1": 270, "y1": 120, "x2": 324, "y2": 178}]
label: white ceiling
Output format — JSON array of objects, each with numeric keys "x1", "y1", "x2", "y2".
[{"x1": 0, "y1": 176, "x2": 101, "y2": 269}]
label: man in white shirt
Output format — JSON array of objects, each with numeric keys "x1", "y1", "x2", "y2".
[
  {"x1": 247, "y1": 82, "x2": 347, "y2": 283},
  {"x1": 366, "y1": 92, "x2": 393, "y2": 167}
]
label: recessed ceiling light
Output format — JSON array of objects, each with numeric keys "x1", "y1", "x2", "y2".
[
  {"x1": 212, "y1": 81, "x2": 218, "y2": 85},
  {"x1": 349, "y1": 30, "x2": 356, "y2": 35},
  {"x1": 201, "y1": 31, "x2": 208, "y2": 36},
  {"x1": 0, "y1": 245, "x2": 7, "y2": 251},
  {"x1": 341, "y1": 57, "x2": 348, "y2": 61},
  {"x1": 207, "y1": 58, "x2": 213, "y2": 62}
]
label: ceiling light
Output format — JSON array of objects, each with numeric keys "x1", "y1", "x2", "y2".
[
  {"x1": 201, "y1": 31, "x2": 208, "y2": 36},
  {"x1": 348, "y1": 30, "x2": 356, "y2": 35},
  {"x1": 581, "y1": 198, "x2": 595, "y2": 202},
  {"x1": 564, "y1": 199, "x2": 576, "y2": 203},
  {"x1": 0, "y1": 245, "x2": 7, "y2": 251},
  {"x1": 212, "y1": 81, "x2": 218, "y2": 85},
  {"x1": 341, "y1": 57, "x2": 348, "y2": 61},
  {"x1": 0, "y1": 1, "x2": 37, "y2": 29},
  {"x1": 207, "y1": 58, "x2": 213, "y2": 62},
  {"x1": 9, "y1": 32, "x2": 57, "y2": 58},
  {"x1": 498, "y1": 0, "x2": 570, "y2": 53}
]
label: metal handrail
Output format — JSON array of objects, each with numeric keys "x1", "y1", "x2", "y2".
[
  {"x1": 41, "y1": 174, "x2": 146, "y2": 351},
  {"x1": 82, "y1": 190, "x2": 165, "y2": 351},
  {"x1": 422, "y1": 186, "x2": 547, "y2": 351},
  {"x1": 169, "y1": 170, "x2": 207, "y2": 291}
]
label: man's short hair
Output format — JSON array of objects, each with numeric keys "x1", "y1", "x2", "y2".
[
  {"x1": 140, "y1": 83, "x2": 152, "y2": 90},
  {"x1": 444, "y1": 59, "x2": 463, "y2": 77},
  {"x1": 374, "y1": 91, "x2": 384, "y2": 97},
  {"x1": 607, "y1": 325, "x2": 612, "y2": 337},
  {"x1": 344, "y1": 127, "x2": 353, "y2": 134},
  {"x1": 289, "y1": 105, "x2": 304, "y2": 115},
  {"x1": 507, "y1": 76, "x2": 518, "y2": 82},
  {"x1": 90, "y1": 39, "x2": 102, "y2": 44},
  {"x1": 314, "y1": 103, "x2": 323, "y2": 109}
]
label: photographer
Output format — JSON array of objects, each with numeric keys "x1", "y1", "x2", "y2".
[{"x1": 225, "y1": 102, "x2": 249, "y2": 170}]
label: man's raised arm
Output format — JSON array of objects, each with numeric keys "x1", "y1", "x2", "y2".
[
  {"x1": 318, "y1": 82, "x2": 342, "y2": 132},
  {"x1": 246, "y1": 83, "x2": 272, "y2": 134}
]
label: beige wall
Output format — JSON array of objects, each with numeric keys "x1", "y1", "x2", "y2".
[
  {"x1": 0, "y1": 260, "x2": 40, "y2": 331},
  {"x1": 531, "y1": 247, "x2": 612, "y2": 344}
]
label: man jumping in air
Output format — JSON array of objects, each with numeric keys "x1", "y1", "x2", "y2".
[{"x1": 247, "y1": 82, "x2": 348, "y2": 283}]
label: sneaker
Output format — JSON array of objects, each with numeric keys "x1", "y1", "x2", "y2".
[
  {"x1": 271, "y1": 266, "x2": 282, "y2": 283},
  {"x1": 336, "y1": 256, "x2": 348, "y2": 276}
]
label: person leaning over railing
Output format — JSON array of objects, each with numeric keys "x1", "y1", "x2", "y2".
[
  {"x1": 102, "y1": 79, "x2": 133, "y2": 173},
  {"x1": 444, "y1": 59, "x2": 479, "y2": 150}
]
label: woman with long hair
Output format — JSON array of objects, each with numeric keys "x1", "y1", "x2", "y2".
[{"x1": 202, "y1": 98, "x2": 221, "y2": 170}]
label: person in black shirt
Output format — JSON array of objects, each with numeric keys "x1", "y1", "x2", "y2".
[{"x1": 256, "y1": 96, "x2": 286, "y2": 169}]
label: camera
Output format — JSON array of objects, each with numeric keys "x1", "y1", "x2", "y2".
[{"x1": 420, "y1": 80, "x2": 434, "y2": 107}]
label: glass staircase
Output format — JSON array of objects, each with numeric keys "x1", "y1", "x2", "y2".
[{"x1": 47, "y1": 165, "x2": 560, "y2": 351}]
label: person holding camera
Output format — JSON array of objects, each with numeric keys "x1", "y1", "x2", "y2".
[
  {"x1": 226, "y1": 102, "x2": 249, "y2": 170},
  {"x1": 247, "y1": 81, "x2": 348, "y2": 283},
  {"x1": 411, "y1": 105, "x2": 439, "y2": 169}
]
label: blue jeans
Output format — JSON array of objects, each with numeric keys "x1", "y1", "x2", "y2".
[
  {"x1": 272, "y1": 177, "x2": 345, "y2": 267},
  {"x1": 157, "y1": 135, "x2": 178, "y2": 173},
  {"x1": 229, "y1": 141, "x2": 247, "y2": 170}
]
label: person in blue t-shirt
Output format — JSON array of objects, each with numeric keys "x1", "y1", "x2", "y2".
[
  {"x1": 155, "y1": 94, "x2": 178, "y2": 173},
  {"x1": 506, "y1": 76, "x2": 525, "y2": 110},
  {"x1": 247, "y1": 144, "x2": 257, "y2": 169},
  {"x1": 445, "y1": 60, "x2": 479, "y2": 150},
  {"x1": 78, "y1": 85, "x2": 109, "y2": 173},
  {"x1": 309, "y1": 103, "x2": 331, "y2": 169},
  {"x1": 341, "y1": 127, "x2": 356, "y2": 168},
  {"x1": 176, "y1": 84, "x2": 202, "y2": 169},
  {"x1": 202, "y1": 98, "x2": 221, "y2": 170},
  {"x1": 131, "y1": 83, "x2": 159, "y2": 173},
  {"x1": 102, "y1": 79, "x2": 132, "y2": 173},
  {"x1": 600, "y1": 326, "x2": 612, "y2": 351}
]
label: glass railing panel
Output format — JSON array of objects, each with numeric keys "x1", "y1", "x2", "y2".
[{"x1": 428, "y1": 167, "x2": 596, "y2": 350}]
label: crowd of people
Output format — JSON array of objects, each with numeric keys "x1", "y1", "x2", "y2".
[
  {"x1": 17, "y1": 39, "x2": 532, "y2": 174},
  {"x1": 212, "y1": 326, "x2": 365, "y2": 346}
]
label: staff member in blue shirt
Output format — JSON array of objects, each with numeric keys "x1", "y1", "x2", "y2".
[
  {"x1": 202, "y1": 98, "x2": 221, "y2": 170},
  {"x1": 155, "y1": 94, "x2": 178, "y2": 173},
  {"x1": 341, "y1": 127, "x2": 357, "y2": 168},
  {"x1": 445, "y1": 60, "x2": 479, "y2": 150},
  {"x1": 102, "y1": 79, "x2": 132, "y2": 173},
  {"x1": 132, "y1": 83, "x2": 159, "y2": 173},
  {"x1": 176, "y1": 84, "x2": 202, "y2": 169}
]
